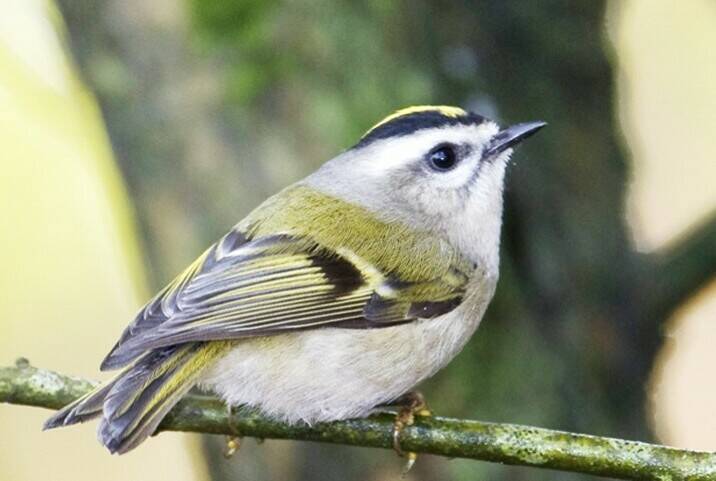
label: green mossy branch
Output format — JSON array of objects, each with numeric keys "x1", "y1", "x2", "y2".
[{"x1": 2, "y1": 361, "x2": 715, "y2": 480}]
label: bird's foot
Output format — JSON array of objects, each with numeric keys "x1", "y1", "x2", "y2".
[
  {"x1": 391, "y1": 391, "x2": 432, "y2": 475},
  {"x1": 223, "y1": 436, "x2": 241, "y2": 459},
  {"x1": 223, "y1": 405, "x2": 242, "y2": 459}
]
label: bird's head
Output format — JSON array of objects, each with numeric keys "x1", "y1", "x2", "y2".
[{"x1": 306, "y1": 105, "x2": 545, "y2": 268}]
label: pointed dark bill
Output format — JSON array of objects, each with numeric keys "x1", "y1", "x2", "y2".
[{"x1": 484, "y1": 121, "x2": 547, "y2": 158}]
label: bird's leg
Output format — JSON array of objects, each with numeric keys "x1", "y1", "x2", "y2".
[
  {"x1": 390, "y1": 391, "x2": 432, "y2": 475},
  {"x1": 223, "y1": 404, "x2": 242, "y2": 459}
]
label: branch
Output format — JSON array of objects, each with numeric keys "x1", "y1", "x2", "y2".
[
  {"x1": 2, "y1": 361, "x2": 715, "y2": 480},
  {"x1": 644, "y1": 210, "x2": 716, "y2": 320}
]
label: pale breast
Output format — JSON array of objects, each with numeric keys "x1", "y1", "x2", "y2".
[{"x1": 201, "y1": 277, "x2": 496, "y2": 424}]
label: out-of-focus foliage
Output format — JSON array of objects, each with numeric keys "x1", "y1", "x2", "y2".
[
  {"x1": 0, "y1": 2, "x2": 205, "y2": 481},
  {"x1": 189, "y1": 0, "x2": 511, "y2": 172},
  {"x1": 193, "y1": 1, "x2": 440, "y2": 142}
]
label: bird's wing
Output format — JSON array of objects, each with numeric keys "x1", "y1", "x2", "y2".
[{"x1": 101, "y1": 228, "x2": 468, "y2": 370}]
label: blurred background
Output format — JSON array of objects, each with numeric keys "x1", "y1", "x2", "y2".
[{"x1": 1, "y1": 0, "x2": 714, "y2": 480}]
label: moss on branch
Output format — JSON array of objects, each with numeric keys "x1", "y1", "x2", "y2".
[{"x1": 2, "y1": 361, "x2": 715, "y2": 480}]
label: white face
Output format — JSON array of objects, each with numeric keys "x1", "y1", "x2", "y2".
[{"x1": 306, "y1": 121, "x2": 512, "y2": 271}]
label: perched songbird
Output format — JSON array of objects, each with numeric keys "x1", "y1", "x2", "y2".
[{"x1": 44, "y1": 105, "x2": 545, "y2": 462}]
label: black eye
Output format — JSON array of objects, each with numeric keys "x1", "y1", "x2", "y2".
[{"x1": 427, "y1": 144, "x2": 458, "y2": 171}]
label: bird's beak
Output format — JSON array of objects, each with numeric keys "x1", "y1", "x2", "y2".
[{"x1": 484, "y1": 121, "x2": 547, "y2": 158}]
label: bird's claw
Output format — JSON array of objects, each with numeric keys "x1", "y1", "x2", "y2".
[
  {"x1": 223, "y1": 404, "x2": 242, "y2": 459},
  {"x1": 223, "y1": 436, "x2": 241, "y2": 459},
  {"x1": 401, "y1": 452, "x2": 418, "y2": 476},
  {"x1": 391, "y1": 391, "x2": 432, "y2": 475}
]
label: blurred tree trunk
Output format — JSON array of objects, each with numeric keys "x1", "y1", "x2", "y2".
[
  {"x1": 56, "y1": 1, "x2": 714, "y2": 480},
  {"x1": 449, "y1": 1, "x2": 653, "y2": 437}
]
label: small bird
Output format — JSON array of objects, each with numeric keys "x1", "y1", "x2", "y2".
[{"x1": 44, "y1": 105, "x2": 544, "y2": 462}]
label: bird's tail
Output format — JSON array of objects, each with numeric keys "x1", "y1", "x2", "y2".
[{"x1": 44, "y1": 341, "x2": 231, "y2": 454}]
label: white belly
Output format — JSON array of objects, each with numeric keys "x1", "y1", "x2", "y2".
[{"x1": 200, "y1": 280, "x2": 495, "y2": 424}]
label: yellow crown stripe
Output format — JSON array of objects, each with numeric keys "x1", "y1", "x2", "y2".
[{"x1": 363, "y1": 105, "x2": 467, "y2": 137}]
